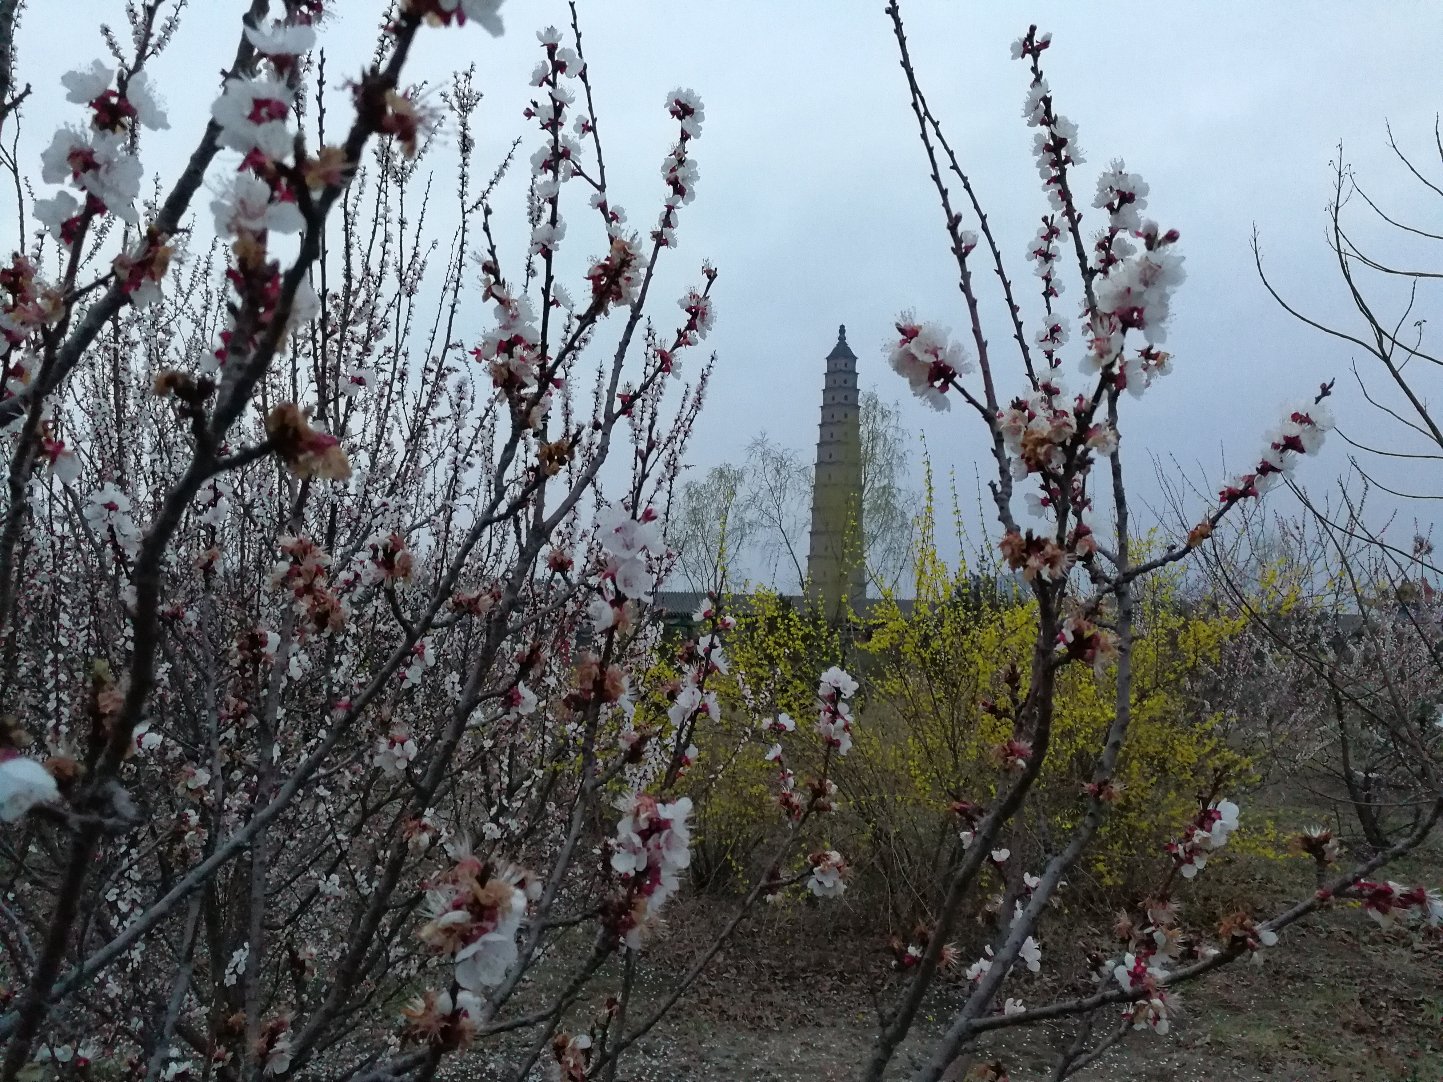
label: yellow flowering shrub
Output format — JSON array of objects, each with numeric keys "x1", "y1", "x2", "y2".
[
  {"x1": 685, "y1": 493, "x2": 1269, "y2": 914},
  {"x1": 855, "y1": 555, "x2": 1256, "y2": 899},
  {"x1": 680, "y1": 588, "x2": 843, "y2": 889}
]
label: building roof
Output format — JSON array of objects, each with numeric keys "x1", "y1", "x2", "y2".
[
  {"x1": 826, "y1": 324, "x2": 857, "y2": 362},
  {"x1": 652, "y1": 589, "x2": 915, "y2": 622}
]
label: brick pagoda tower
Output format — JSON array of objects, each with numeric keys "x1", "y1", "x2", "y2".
[{"x1": 806, "y1": 325, "x2": 866, "y2": 620}]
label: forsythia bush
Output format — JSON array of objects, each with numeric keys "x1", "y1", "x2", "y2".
[
  {"x1": 689, "y1": 515, "x2": 1260, "y2": 916},
  {"x1": 683, "y1": 589, "x2": 844, "y2": 888},
  {"x1": 859, "y1": 559, "x2": 1256, "y2": 900}
]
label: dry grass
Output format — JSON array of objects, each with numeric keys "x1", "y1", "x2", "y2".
[{"x1": 445, "y1": 835, "x2": 1442, "y2": 1081}]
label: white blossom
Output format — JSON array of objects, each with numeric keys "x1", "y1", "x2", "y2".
[
  {"x1": 1093, "y1": 160, "x2": 1150, "y2": 232},
  {"x1": 223, "y1": 943, "x2": 249, "y2": 987},
  {"x1": 454, "y1": 905, "x2": 523, "y2": 991},
  {"x1": 211, "y1": 76, "x2": 296, "y2": 163},
  {"x1": 0, "y1": 757, "x2": 60, "y2": 822},
  {"x1": 61, "y1": 60, "x2": 112, "y2": 104},
  {"x1": 211, "y1": 172, "x2": 304, "y2": 236},
  {"x1": 1019, "y1": 935, "x2": 1042, "y2": 973},
  {"x1": 124, "y1": 71, "x2": 169, "y2": 129},
  {"x1": 818, "y1": 666, "x2": 858, "y2": 699},
  {"x1": 40, "y1": 128, "x2": 141, "y2": 221},
  {"x1": 611, "y1": 792, "x2": 693, "y2": 945},
  {"x1": 85, "y1": 483, "x2": 141, "y2": 554},
  {"x1": 32, "y1": 190, "x2": 82, "y2": 239},
  {"x1": 806, "y1": 850, "x2": 847, "y2": 898},
  {"x1": 665, "y1": 88, "x2": 705, "y2": 139},
  {"x1": 889, "y1": 320, "x2": 970, "y2": 410},
  {"x1": 529, "y1": 219, "x2": 566, "y2": 257},
  {"x1": 438, "y1": 0, "x2": 505, "y2": 36},
  {"x1": 244, "y1": 21, "x2": 318, "y2": 57},
  {"x1": 374, "y1": 727, "x2": 418, "y2": 777}
]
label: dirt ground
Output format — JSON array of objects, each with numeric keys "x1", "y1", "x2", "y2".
[
  {"x1": 594, "y1": 907, "x2": 1443, "y2": 1081},
  {"x1": 456, "y1": 861, "x2": 1443, "y2": 1082}
]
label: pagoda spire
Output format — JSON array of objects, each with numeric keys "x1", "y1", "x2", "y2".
[{"x1": 806, "y1": 325, "x2": 866, "y2": 620}]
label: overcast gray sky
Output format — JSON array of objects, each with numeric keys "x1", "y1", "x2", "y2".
[{"x1": 11, "y1": 1, "x2": 1443, "y2": 568}]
